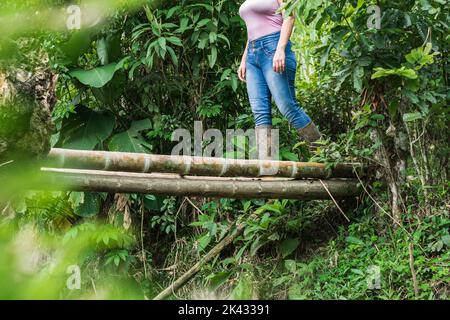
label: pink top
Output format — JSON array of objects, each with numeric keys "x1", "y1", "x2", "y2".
[{"x1": 239, "y1": 0, "x2": 283, "y2": 41}]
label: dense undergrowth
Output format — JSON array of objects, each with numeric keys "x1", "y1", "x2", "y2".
[{"x1": 0, "y1": 0, "x2": 449, "y2": 299}]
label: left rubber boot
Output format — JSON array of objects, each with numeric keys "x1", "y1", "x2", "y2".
[
  {"x1": 297, "y1": 122, "x2": 322, "y2": 143},
  {"x1": 297, "y1": 122, "x2": 322, "y2": 155}
]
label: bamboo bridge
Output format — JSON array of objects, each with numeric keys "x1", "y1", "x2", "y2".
[{"x1": 40, "y1": 148, "x2": 366, "y2": 200}]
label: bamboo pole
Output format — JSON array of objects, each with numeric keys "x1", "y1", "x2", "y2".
[
  {"x1": 46, "y1": 148, "x2": 365, "y2": 180},
  {"x1": 38, "y1": 168, "x2": 361, "y2": 200}
]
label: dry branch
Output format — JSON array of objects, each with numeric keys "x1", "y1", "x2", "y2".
[
  {"x1": 153, "y1": 222, "x2": 246, "y2": 300},
  {"x1": 409, "y1": 243, "x2": 420, "y2": 298}
]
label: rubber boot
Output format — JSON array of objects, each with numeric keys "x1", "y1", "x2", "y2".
[
  {"x1": 297, "y1": 122, "x2": 322, "y2": 142},
  {"x1": 255, "y1": 125, "x2": 273, "y2": 161},
  {"x1": 297, "y1": 122, "x2": 322, "y2": 154}
]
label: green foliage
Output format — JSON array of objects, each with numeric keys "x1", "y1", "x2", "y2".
[
  {"x1": 70, "y1": 63, "x2": 124, "y2": 88},
  {"x1": 109, "y1": 119, "x2": 152, "y2": 153},
  {"x1": 69, "y1": 192, "x2": 104, "y2": 218},
  {"x1": 271, "y1": 213, "x2": 450, "y2": 300},
  {"x1": 56, "y1": 105, "x2": 115, "y2": 150},
  {"x1": 0, "y1": 221, "x2": 141, "y2": 299},
  {"x1": 150, "y1": 198, "x2": 178, "y2": 235},
  {"x1": 372, "y1": 67, "x2": 418, "y2": 80},
  {"x1": 1, "y1": 0, "x2": 448, "y2": 301},
  {"x1": 280, "y1": 238, "x2": 300, "y2": 258},
  {"x1": 230, "y1": 273, "x2": 255, "y2": 300}
]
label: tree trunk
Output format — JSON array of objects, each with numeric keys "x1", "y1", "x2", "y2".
[
  {"x1": 370, "y1": 129, "x2": 404, "y2": 225},
  {"x1": 0, "y1": 66, "x2": 57, "y2": 163}
]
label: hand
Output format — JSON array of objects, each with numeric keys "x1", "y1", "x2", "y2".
[
  {"x1": 273, "y1": 48, "x2": 286, "y2": 73},
  {"x1": 238, "y1": 61, "x2": 246, "y2": 82}
]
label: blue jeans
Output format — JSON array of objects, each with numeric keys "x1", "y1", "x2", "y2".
[{"x1": 246, "y1": 31, "x2": 312, "y2": 129}]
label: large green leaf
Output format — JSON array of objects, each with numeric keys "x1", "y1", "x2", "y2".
[
  {"x1": 60, "y1": 30, "x2": 92, "y2": 65},
  {"x1": 91, "y1": 72, "x2": 126, "y2": 107},
  {"x1": 108, "y1": 119, "x2": 152, "y2": 153},
  {"x1": 208, "y1": 45, "x2": 217, "y2": 68},
  {"x1": 58, "y1": 105, "x2": 115, "y2": 150},
  {"x1": 129, "y1": 119, "x2": 152, "y2": 134},
  {"x1": 108, "y1": 131, "x2": 149, "y2": 153},
  {"x1": 403, "y1": 112, "x2": 423, "y2": 122},
  {"x1": 280, "y1": 238, "x2": 299, "y2": 258},
  {"x1": 70, "y1": 63, "x2": 121, "y2": 88},
  {"x1": 371, "y1": 67, "x2": 418, "y2": 80},
  {"x1": 69, "y1": 192, "x2": 101, "y2": 218},
  {"x1": 96, "y1": 34, "x2": 122, "y2": 65}
]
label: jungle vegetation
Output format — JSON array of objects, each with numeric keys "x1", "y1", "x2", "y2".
[{"x1": 0, "y1": 0, "x2": 448, "y2": 300}]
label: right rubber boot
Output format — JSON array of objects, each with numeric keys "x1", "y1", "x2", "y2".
[{"x1": 255, "y1": 125, "x2": 273, "y2": 161}]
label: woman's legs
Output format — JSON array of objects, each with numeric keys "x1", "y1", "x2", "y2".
[
  {"x1": 261, "y1": 53, "x2": 312, "y2": 130},
  {"x1": 246, "y1": 57, "x2": 276, "y2": 159},
  {"x1": 245, "y1": 33, "x2": 321, "y2": 158},
  {"x1": 246, "y1": 56, "x2": 272, "y2": 127},
  {"x1": 259, "y1": 39, "x2": 321, "y2": 142}
]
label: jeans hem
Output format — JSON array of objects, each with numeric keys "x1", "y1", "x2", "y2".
[{"x1": 295, "y1": 120, "x2": 313, "y2": 130}]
